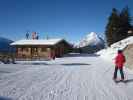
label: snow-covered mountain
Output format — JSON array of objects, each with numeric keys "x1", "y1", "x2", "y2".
[
  {"x1": 75, "y1": 32, "x2": 104, "y2": 53},
  {"x1": 0, "y1": 37, "x2": 14, "y2": 52},
  {"x1": 78, "y1": 32, "x2": 104, "y2": 48}
]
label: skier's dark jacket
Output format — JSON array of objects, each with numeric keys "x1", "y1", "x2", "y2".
[{"x1": 115, "y1": 53, "x2": 125, "y2": 68}]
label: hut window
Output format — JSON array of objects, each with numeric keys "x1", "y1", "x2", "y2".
[
  {"x1": 23, "y1": 48, "x2": 29, "y2": 52},
  {"x1": 41, "y1": 48, "x2": 47, "y2": 52},
  {"x1": 18, "y1": 48, "x2": 22, "y2": 52},
  {"x1": 33, "y1": 48, "x2": 37, "y2": 52},
  {"x1": 47, "y1": 48, "x2": 50, "y2": 51}
]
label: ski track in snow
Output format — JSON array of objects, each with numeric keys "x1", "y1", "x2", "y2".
[{"x1": 0, "y1": 55, "x2": 133, "y2": 100}]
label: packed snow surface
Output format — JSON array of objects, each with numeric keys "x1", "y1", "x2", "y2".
[{"x1": 0, "y1": 53, "x2": 133, "y2": 100}]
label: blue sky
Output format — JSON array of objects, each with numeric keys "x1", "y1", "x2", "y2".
[{"x1": 0, "y1": 0, "x2": 133, "y2": 43}]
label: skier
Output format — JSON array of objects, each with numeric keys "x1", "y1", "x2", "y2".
[{"x1": 113, "y1": 50, "x2": 126, "y2": 81}]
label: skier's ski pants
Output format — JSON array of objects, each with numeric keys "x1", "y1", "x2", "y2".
[{"x1": 113, "y1": 66, "x2": 124, "y2": 79}]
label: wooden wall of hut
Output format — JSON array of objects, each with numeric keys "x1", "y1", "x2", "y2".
[{"x1": 14, "y1": 40, "x2": 72, "y2": 60}]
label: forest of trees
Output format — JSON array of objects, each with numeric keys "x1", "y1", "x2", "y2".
[{"x1": 105, "y1": 6, "x2": 133, "y2": 46}]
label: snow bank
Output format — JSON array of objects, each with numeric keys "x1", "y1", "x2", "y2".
[{"x1": 97, "y1": 36, "x2": 133, "y2": 62}]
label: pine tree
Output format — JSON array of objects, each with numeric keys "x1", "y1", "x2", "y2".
[
  {"x1": 120, "y1": 6, "x2": 132, "y2": 37},
  {"x1": 105, "y1": 8, "x2": 121, "y2": 46},
  {"x1": 105, "y1": 7, "x2": 133, "y2": 46}
]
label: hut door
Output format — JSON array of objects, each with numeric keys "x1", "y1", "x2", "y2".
[{"x1": 31, "y1": 47, "x2": 38, "y2": 58}]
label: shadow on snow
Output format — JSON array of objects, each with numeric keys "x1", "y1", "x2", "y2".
[
  {"x1": 20, "y1": 62, "x2": 91, "y2": 66},
  {"x1": 124, "y1": 79, "x2": 133, "y2": 83},
  {"x1": 63, "y1": 53, "x2": 100, "y2": 58},
  {"x1": 0, "y1": 97, "x2": 12, "y2": 100},
  {"x1": 19, "y1": 62, "x2": 49, "y2": 65},
  {"x1": 61, "y1": 63, "x2": 91, "y2": 66}
]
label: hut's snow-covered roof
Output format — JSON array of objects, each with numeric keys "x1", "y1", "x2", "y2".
[{"x1": 11, "y1": 38, "x2": 64, "y2": 46}]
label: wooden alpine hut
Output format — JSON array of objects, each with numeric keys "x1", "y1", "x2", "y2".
[{"x1": 11, "y1": 38, "x2": 72, "y2": 60}]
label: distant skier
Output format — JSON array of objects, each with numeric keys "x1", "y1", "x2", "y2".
[{"x1": 113, "y1": 50, "x2": 126, "y2": 81}]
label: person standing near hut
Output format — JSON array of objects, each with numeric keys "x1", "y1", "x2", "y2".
[
  {"x1": 26, "y1": 32, "x2": 29, "y2": 39},
  {"x1": 50, "y1": 50, "x2": 55, "y2": 60},
  {"x1": 113, "y1": 50, "x2": 126, "y2": 81},
  {"x1": 32, "y1": 32, "x2": 36, "y2": 40},
  {"x1": 36, "y1": 33, "x2": 39, "y2": 40}
]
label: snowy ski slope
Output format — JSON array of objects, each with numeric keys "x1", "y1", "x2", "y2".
[{"x1": 0, "y1": 53, "x2": 133, "y2": 100}]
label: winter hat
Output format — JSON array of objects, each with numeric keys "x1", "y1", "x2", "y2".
[{"x1": 118, "y1": 49, "x2": 123, "y2": 53}]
